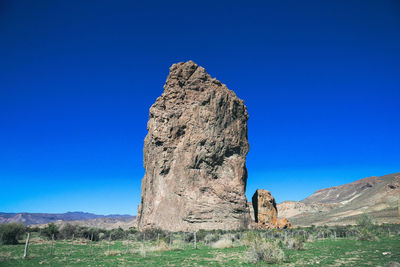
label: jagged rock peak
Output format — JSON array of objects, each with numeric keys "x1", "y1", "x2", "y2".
[
  {"x1": 163, "y1": 61, "x2": 226, "y2": 92},
  {"x1": 137, "y1": 61, "x2": 250, "y2": 232}
]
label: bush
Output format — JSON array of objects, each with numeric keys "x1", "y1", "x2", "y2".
[
  {"x1": 356, "y1": 213, "x2": 378, "y2": 241},
  {"x1": 27, "y1": 226, "x2": 41, "y2": 233},
  {"x1": 0, "y1": 223, "x2": 26, "y2": 245},
  {"x1": 104, "y1": 250, "x2": 121, "y2": 256},
  {"x1": 196, "y1": 229, "x2": 209, "y2": 242},
  {"x1": 241, "y1": 231, "x2": 262, "y2": 246},
  {"x1": 59, "y1": 223, "x2": 77, "y2": 239},
  {"x1": 110, "y1": 227, "x2": 127, "y2": 240},
  {"x1": 211, "y1": 238, "x2": 232, "y2": 249},
  {"x1": 204, "y1": 234, "x2": 219, "y2": 245},
  {"x1": 246, "y1": 240, "x2": 285, "y2": 264},
  {"x1": 128, "y1": 227, "x2": 138, "y2": 234},
  {"x1": 99, "y1": 232, "x2": 106, "y2": 240},
  {"x1": 139, "y1": 228, "x2": 167, "y2": 241},
  {"x1": 152, "y1": 240, "x2": 171, "y2": 251},
  {"x1": 40, "y1": 223, "x2": 60, "y2": 240},
  {"x1": 357, "y1": 227, "x2": 378, "y2": 241},
  {"x1": 357, "y1": 213, "x2": 375, "y2": 229},
  {"x1": 172, "y1": 239, "x2": 185, "y2": 248},
  {"x1": 285, "y1": 237, "x2": 304, "y2": 250},
  {"x1": 80, "y1": 227, "x2": 103, "y2": 241}
]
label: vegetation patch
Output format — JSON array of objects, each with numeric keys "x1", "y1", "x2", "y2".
[{"x1": 0, "y1": 223, "x2": 399, "y2": 266}]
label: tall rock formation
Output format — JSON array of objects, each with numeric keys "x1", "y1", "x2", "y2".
[
  {"x1": 252, "y1": 189, "x2": 278, "y2": 226},
  {"x1": 137, "y1": 61, "x2": 250, "y2": 231},
  {"x1": 251, "y1": 189, "x2": 291, "y2": 229}
]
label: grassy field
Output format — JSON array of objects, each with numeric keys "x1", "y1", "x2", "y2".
[{"x1": 0, "y1": 233, "x2": 399, "y2": 266}]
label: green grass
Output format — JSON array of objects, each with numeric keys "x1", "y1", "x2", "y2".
[
  {"x1": 1, "y1": 234, "x2": 399, "y2": 266},
  {"x1": 286, "y1": 237, "x2": 400, "y2": 266}
]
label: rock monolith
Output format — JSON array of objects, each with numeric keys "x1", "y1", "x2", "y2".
[
  {"x1": 136, "y1": 61, "x2": 250, "y2": 231},
  {"x1": 251, "y1": 189, "x2": 291, "y2": 229},
  {"x1": 252, "y1": 189, "x2": 278, "y2": 227}
]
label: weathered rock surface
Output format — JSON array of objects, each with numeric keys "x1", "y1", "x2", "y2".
[
  {"x1": 251, "y1": 189, "x2": 291, "y2": 229},
  {"x1": 276, "y1": 218, "x2": 291, "y2": 229},
  {"x1": 252, "y1": 189, "x2": 277, "y2": 227},
  {"x1": 137, "y1": 61, "x2": 250, "y2": 231},
  {"x1": 247, "y1": 202, "x2": 255, "y2": 222}
]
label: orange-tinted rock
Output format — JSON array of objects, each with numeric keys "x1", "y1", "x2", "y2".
[
  {"x1": 251, "y1": 189, "x2": 291, "y2": 229},
  {"x1": 252, "y1": 189, "x2": 277, "y2": 226},
  {"x1": 276, "y1": 218, "x2": 291, "y2": 229}
]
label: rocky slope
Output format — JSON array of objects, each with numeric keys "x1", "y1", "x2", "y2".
[
  {"x1": 277, "y1": 173, "x2": 400, "y2": 226},
  {"x1": 137, "y1": 61, "x2": 250, "y2": 231}
]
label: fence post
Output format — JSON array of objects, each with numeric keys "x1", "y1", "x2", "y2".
[
  {"x1": 194, "y1": 232, "x2": 197, "y2": 249},
  {"x1": 50, "y1": 234, "x2": 55, "y2": 256},
  {"x1": 70, "y1": 234, "x2": 74, "y2": 256},
  {"x1": 90, "y1": 233, "x2": 93, "y2": 256},
  {"x1": 23, "y1": 232, "x2": 30, "y2": 259},
  {"x1": 108, "y1": 234, "x2": 111, "y2": 255}
]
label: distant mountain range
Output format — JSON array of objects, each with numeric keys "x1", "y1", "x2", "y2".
[
  {"x1": 278, "y1": 172, "x2": 400, "y2": 226},
  {"x1": 3, "y1": 172, "x2": 399, "y2": 228},
  {"x1": 0, "y1": 211, "x2": 135, "y2": 226}
]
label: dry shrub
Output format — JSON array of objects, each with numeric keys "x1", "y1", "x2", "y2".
[
  {"x1": 141, "y1": 240, "x2": 172, "y2": 253},
  {"x1": 204, "y1": 234, "x2": 218, "y2": 245},
  {"x1": 153, "y1": 240, "x2": 170, "y2": 251},
  {"x1": 245, "y1": 240, "x2": 285, "y2": 264},
  {"x1": 241, "y1": 231, "x2": 262, "y2": 246},
  {"x1": 307, "y1": 235, "x2": 316, "y2": 242},
  {"x1": 104, "y1": 250, "x2": 121, "y2": 256},
  {"x1": 211, "y1": 238, "x2": 233, "y2": 249},
  {"x1": 0, "y1": 251, "x2": 12, "y2": 258},
  {"x1": 285, "y1": 237, "x2": 304, "y2": 250},
  {"x1": 172, "y1": 239, "x2": 185, "y2": 248}
]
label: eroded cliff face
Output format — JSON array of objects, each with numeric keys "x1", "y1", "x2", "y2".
[{"x1": 137, "y1": 61, "x2": 250, "y2": 231}]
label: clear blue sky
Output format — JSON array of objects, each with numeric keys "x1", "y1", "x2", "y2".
[{"x1": 1, "y1": 0, "x2": 399, "y2": 215}]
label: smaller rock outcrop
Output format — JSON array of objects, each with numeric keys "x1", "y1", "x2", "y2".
[
  {"x1": 251, "y1": 189, "x2": 291, "y2": 229},
  {"x1": 252, "y1": 189, "x2": 277, "y2": 227},
  {"x1": 276, "y1": 218, "x2": 291, "y2": 229}
]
